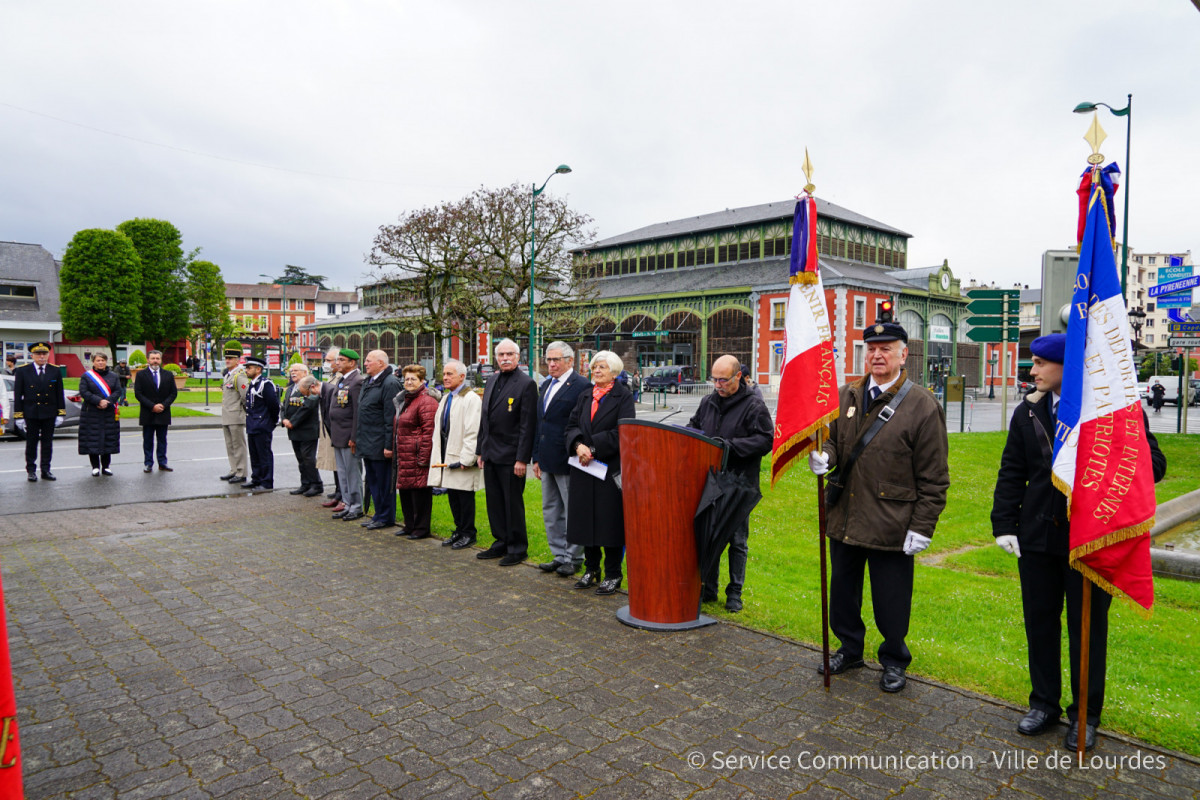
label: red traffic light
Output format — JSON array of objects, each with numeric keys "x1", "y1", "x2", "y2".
[{"x1": 879, "y1": 299, "x2": 894, "y2": 323}]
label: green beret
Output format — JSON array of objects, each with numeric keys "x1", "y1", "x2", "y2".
[{"x1": 339, "y1": 348, "x2": 360, "y2": 361}]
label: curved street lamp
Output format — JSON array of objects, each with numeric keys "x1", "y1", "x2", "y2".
[
  {"x1": 1074, "y1": 95, "x2": 1132, "y2": 304},
  {"x1": 529, "y1": 164, "x2": 573, "y2": 377}
]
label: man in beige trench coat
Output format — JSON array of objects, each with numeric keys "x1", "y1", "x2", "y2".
[{"x1": 428, "y1": 359, "x2": 483, "y2": 549}]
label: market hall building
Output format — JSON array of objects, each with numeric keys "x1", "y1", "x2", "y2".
[{"x1": 565, "y1": 199, "x2": 978, "y2": 390}]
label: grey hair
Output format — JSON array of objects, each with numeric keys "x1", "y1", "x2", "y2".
[
  {"x1": 147, "y1": 350, "x2": 162, "y2": 357},
  {"x1": 325, "y1": 346, "x2": 340, "y2": 358},
  {"x1": 590, "y1": 350, "x2": 624, "y2": 373},
  {"x1": 290, "y1": 363, "x2": 310, "y2": 373},
  {"x1": 495, "y1": 338, "x2": 520, "y2": 359},
  {"x1": 545, "y1": 341, "x2": 573, "y2": 360},
  {"x1": 297, "y1": 375, "x2": 319, "y2": 391},
  {"x1": 368, "y1": 349, "x2": 390, "y2": 365},
  {"x1": 443, "y1": 359, "x2": 467, "y2": 376}
]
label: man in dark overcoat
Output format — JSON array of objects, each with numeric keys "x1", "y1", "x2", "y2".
[
  {"x1": 242, "y1": 356, "x2": 280, "y2": 490},
  {"x1": 476, "y1": 338, "x2": 539, "y2": 566},
  {"x1": 327, "y1": 349, "x2": 365, "y2": 521},
  {"x1": 687, "y1": 354, "x2": 773, "y2": 612},
  {"x1": 133, "y1": 349, "x2": 179, "y2": 472},
  {"x1": 12, "y1": 341, "x2": 65, "y2": 481},
  {"x1": 282, "y1": 373, "x2": 323, "y2": 496},
  {"x1": 355, "y1": 349, "x2": 401, "y2": 529},
  {"x1": 991, "y1": 334, "x2": 1166, "y2": 750},
  {"x1": 808, "y1": 320, "x2": 949, "y2": 693}
]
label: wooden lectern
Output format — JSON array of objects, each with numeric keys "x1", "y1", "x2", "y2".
[{"x1": 616, "y1": 419, "x2": 726, "y2": 631}]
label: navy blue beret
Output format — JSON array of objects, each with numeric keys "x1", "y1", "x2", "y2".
[{"x1": 1030, "y1": 334, "x2": 1066, "y2": 364}]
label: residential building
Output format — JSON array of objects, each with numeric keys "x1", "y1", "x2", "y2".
[{"x1": 0, "y1": 241, "x2": 64, "y2": 365}]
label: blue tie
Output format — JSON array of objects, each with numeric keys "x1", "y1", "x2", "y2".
[
  {"x1": 869, "y1": 386, "x2": 881, "y2": 404},
  {"x1": 442, "y1": 391, "x2": 453, "y2": 430},
  {"x1": 543, "y1": 377, "x2": 557, "y2": 412}
]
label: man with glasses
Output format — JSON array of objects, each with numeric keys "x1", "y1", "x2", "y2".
[
  {"x1": 531, "y1": 342, "x2": 592, "y2": 576},
  {"x1": 687, "y1": 355, "x2": 773, "y2": 612}
]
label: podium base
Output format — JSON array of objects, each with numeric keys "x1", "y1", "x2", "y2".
[{"x1": 616, "y1": 605, "x2": 718, "y2": 631}]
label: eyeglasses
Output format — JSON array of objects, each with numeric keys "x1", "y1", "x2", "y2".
[
  {"x1": 545, "y1": 356, "x2": 565, "y2": 363},
  {"x1": 711, "y1": 376, "x2": 734, "y2": 384}
]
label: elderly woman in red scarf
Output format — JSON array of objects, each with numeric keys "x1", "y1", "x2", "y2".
[{"x1": 564, "y1": 350, "x2": 636, "y2": 595}]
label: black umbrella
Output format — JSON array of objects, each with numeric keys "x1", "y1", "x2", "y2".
[{"x1": 693, "y1": 467, "x2": 763, "y2": 582}]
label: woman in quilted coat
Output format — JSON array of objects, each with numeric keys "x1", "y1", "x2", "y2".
[
  {"x1": 78, "y1": 352, "x2": 123, "y2": 475},
  {"x1": 392, "y1": 364, "x2": 439, "y2": 539}
]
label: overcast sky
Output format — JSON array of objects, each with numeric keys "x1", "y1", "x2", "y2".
[{"x1": 2, "y1": 1, "x2": 1197, "y2": 293}]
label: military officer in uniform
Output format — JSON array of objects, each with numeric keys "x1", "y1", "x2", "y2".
[
  {"x1": 219, "y1": 347, "x2": 250, "y2": 484},
  {"x1": 242, "y1": 356, "x2": 280, "y2": 491},
  {"x1": 13, "y1": 342, "x2": 65, "y2": 481}
]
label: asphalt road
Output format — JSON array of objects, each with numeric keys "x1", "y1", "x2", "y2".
[{"x1": 0, "y1": 426, "x2": 308, "y2": 513}]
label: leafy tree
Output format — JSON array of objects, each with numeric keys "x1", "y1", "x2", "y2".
[
  {"x1": 276, "y1": 264, "x2": 328, "y2": 289},
  {"x1": 128, "y1": 349, "x2": 147, "y2": 366},
  {"x1": 186, "y1": 259, "x2": 234, "y2": 364},
  {"x1": 59, "y1": 229, "x2": 143, "y2": 362},
  {"x1": 116, "y1": 218, "x2": 191, "y2": 351},
  {"x1": 288, "y1": 351, "x2": 304, "y2": 366}
]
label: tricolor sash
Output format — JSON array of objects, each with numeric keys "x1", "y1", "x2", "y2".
[{"x1": 85, "y1": 370, "x2": 113, "y2": 398}]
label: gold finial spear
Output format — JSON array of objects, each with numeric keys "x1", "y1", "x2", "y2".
[
  {"x1": 802, "y1": 148, "x2": 816, "y2": 195},
  {"x1": 1084, "y1": 114, "x2": 1107, "y2": 166}
]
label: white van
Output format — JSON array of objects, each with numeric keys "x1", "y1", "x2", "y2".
[{"x1": 1147, "y1": 376, "x2": 1197, "y2": 406}]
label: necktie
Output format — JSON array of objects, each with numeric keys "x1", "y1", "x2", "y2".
[
  {"x1": 544, "y1": 377, "x2": 558, "y2": 411},
  {"x1": 38, "y1": 367, "x2": 43, "y2": 378},
  {"x1": 153, "y1": 369, "x2": 159, "y2": 388},
  {"x1": 442, "y1": 391, "x2": 453, "y2": 431},
  {"x1": 869, "y1": 386, "x2": 881, "y2": 404}
]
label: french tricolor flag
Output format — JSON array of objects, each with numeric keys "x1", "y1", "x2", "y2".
[
  {"x1": 1052, "y1": 183, "x2": 1156, "y2": 610},
  {"x1": 770, "y1": 195, "x2": 839, "y2": 485}
]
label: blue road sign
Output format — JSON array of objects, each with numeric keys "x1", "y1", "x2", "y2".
[
  {"x1": 1148, "y1": 274, "x2": 1200, "y2": 298},
  {"x1": 1168, "y1": 309, "x2": 1196, "y2": 323}
]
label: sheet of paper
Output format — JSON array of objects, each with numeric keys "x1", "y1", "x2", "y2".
[{"x1": 568, "y1": 455, "x2": 608, "y2": 481}]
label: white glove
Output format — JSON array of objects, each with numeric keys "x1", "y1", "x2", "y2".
[
  {"x1": 808, "y1": 451, "x2": 830, "y2": 476},
  {"x1": 54, "y1": 416, "x2": 64, "y2": 428},
  {"x1": 903, "y1": 530, "x2": 931, "y2": 556},
  {"x1": 15, "y1": 419, "x2": 25, "y2": 433},
  {"x1": 995, "y1": 535, "x2": 1022, "y2": 558}
]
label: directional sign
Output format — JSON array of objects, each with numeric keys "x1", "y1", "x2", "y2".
[
  {"x1": 966, "y1": 315, "x2": 1018, "y2": 328},
  {"x1": 631, "y1": 330, "x2": 667, "y2": 338},
  {"x1": 965, "y1": 298, "x2": 1017, "y2": 315},
  {"x1": 1168, "y1": 322, "x2": 1200, "y2": 333},
  {"x1": 1168, "y1": 337, "x2": 1200, "y2": 348},
  {"x1": 965, "y1": 288, "x2": 1021, "y2": 299},
  {"x1": 1148, "y1": 275, "x2": 1200, "y2": 298},
  {"x1": 965, "y1": 327, "x2": 1020, "y2": 343},
  {"x1": 1168, "y1": 309, "x2": 1196, "y2": 323}
]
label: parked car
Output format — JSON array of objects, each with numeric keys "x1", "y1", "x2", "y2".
[
  {"x1": 1136, "y1": 382, "x2": 1149, "y2": 401},
  {"x1": 643, "y1": 365, "x2": 698, "y2": 393},
  {"x1": 465, "y1": 362, "x2": 496, "y2": 388},
  {"x1": 2, "y1": 374, "x2": 83, "y2": 438}
]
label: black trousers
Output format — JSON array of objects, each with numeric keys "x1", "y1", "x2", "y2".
[
  {"x1": 703, "y1": 517, "x2": 749, "y2": 600},
  {"x1": 142, "y1": 424, "x2": 169, "y2": 467},
  {"x1": 829, "y1": 538, "x2": 914, "y2": 669},
  {"x1": 88, "y1": 454, "x2": 112, "y2": 469},
  {"x1": 447, "y1": 489, "x2": 477, "y2": 538},
  {"x1": 482, "y1": 461, "x2": 527, "y2": 557},
  {"x1": 398, "y1": 487, "x2": 433, "y2": 536},
  {"x1": 291, "y1": 439, "x2": 320, "y2": 488},
  {"x1": 584, "y1": 545, "x2": 624, "y2": 580},
  {"x1": 24, "y1": 417, "x2": 55, "y2": 473},
  {"x1": 247, "y1": 431, "x2": 274, "y2": 487},
  {"x1": 363, "y1": 457, "x2": 395, "y2": 524},
  {"x1": 1018, "y1": 551, "x2": 1111, "y2": 725}
]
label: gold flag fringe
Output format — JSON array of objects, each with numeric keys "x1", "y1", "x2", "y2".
[
  {"x1": 790, "y1": 272, "x2": 819, "y2": 285},
  {"x1": 1068, "y1": 516, "x2": 1155, "y2": 618},
  {"x1": 770, "y1": 408, "x2": 839, "y2": 487}
]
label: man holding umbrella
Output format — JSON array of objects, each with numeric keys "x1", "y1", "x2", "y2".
[{"x1": 687, "y1": 354, "x2": 773, "y2": 612}]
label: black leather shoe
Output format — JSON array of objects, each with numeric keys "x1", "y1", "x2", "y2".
[
  {"x1": 101, "y1": 468, "x2": 113, "y2": 476},
  {"x1": 326, "y1": 491, "x2": 339, "y2": 499},
  {"x1": 341, "y1": 512, "x2": 364, "y2": 521},
  {"x1": 499, "y1": 553, "x2": 525, "y2": 566},
  {"x1": 451, "y1": 537, "x2": 476, "y2": 550},
  {"x1": 406, "y1": 531, "x2": 430, "y2": 540},
  {"x1": 227, "y1": 476, "x2": 246, "y2": 484},
  {"x1": 365, "y1": 520, "x2": 393, "y2": 530},
  {"x1": 817, "y1": 653, "x2": 865, "y2": 675},
  {"x1": 331, "y1": 510, "x2": 349, "y2": 519},
  {"x1": 701, "y1": 590, "x2": 718, "y2": 603},
  {"x1": 1064, "y1": 720, "x2": 1097, "y2": 751},
  {"x1": 360, "y1": 519, "x2": 374, "y2": 527},
  {"x1": 596, "y1": 577, "x2": 621, "y2": 595},
  {"x1": 880, "y1": 666, "x2": 907, "y2": 693},
  {"x1": 574, "y1": 571, "x2": 599, "y2": 590},
  {"x1": 144, "y1": 466, "x2": 153, "y2": 473},
  {"x1": 219, "y1": 473, "x2": 235, "y2": 481},
  {"x1": 442, "y1": 534, "x2": 461, "y2": 547},
  {"x1": 289, "y1": 487, "x2": 308, "y2": 495},
  {"x1": 26, "y1": 472, "x2": 37, "y2": 482},
  {"x1": 41, "y1": 472, "x2": 56, "y2": 481},
  {"x1": 725, "y1": 596, "x2": 743, "y2": 613},
  {"x1": 158, "y1": 465, "x2": 173, "y2": 472},
  {"x1": 303, "y1": 487, "x2": 323, "y2": 497},
  {"x1": 242, "y1": 482, "x2": 261, "y2": 490},
  {"x1": 1018, "y1": 709, "x2": 1059, "y2": 736},
  {"x1": 476, "y1": 546, "x2": 506, "y2": 560},
  {"x1": 537, "y1": 561, "x2": 560, "y2": 572},
  {"x1": 556, "y1": 563, "x2": 581, "y2": 577}
]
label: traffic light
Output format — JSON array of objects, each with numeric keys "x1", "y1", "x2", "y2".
[{"x1": 878, "y1": 299, "x2": 894, "y2": 324}]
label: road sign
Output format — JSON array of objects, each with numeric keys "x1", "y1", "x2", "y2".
[
  {"x1": 965, "y1": 288, "x2": 1021, "y2": 299},
  {"x1": 965, "y1": 327, "x2": 1020, "y2": 343},
  {"x1": 965, "y1": 299, "x2": 1018, "y2": 315},
  {"x1": 1168, "y1": 322, "x2": 1200, "y2": 333},
  {"x1": 1148, "y1": 275, "x2": 1200, "y2": 298},
  {"x1": 966, "y1": 315, "x2": 1018, "y2": 328},
  {"x1": 1168, "y1": 309, "x2": 1195, "y2": 323},
  {"x1": 631, "y1": 330, "x2": 667, "y2": 338},
  {"x1": 1168, "y1": 337, "x2": 1200, "y2": 348}
]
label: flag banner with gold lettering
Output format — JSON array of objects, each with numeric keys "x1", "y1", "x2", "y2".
[
  {"x1": 0, "y1": 565, "x2": 23, "y2": 796},
  {"x1": 770, "y1": 196, "x2": 839, "y2": 486},
  {"x1": 1052, "y1": 183, "x2": 1155, "y2": 610}
]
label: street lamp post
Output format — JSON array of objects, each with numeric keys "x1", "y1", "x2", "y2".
[
  {"x1": 529, "y1": 164, "x2": 572, "y2": 377},
  {"x1": 988, "y1": 349, "x2": 999, "y2": 400},
  {"x1": 1075, "y1": 95, "x2": 1132, "y2": 304}
]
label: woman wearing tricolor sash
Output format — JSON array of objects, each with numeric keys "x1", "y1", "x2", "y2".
[{"x1": 78, "y1": 352, "x2": 123, "y2": 475}]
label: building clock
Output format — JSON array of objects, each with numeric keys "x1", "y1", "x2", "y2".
[{"x1": 940, "y1": 272, "x2": 950, "y2": 291}]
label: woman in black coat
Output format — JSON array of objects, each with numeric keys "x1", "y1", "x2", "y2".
[
  {"x1": 565, "y1": 350, "x2": 636, "y2": 595},
  {"x1": 78, "y1": 353, "x2": 123, "y2": 475}
]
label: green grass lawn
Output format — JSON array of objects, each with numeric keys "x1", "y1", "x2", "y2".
[{"x1": 430, "y1": 432, "x2": 1200, "y2": 755}]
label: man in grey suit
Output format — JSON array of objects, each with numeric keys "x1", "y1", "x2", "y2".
[
  {"x1": 531, "y1": 342, "x2": 592, "y2": 577},
  {"x1": 218, "y1": 347, "x2": 250, "y2": 484},
  {"x1": 327, "y1": 349, "x2": 365, "y2": 522}
]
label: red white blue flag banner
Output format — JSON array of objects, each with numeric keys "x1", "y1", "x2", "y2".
[
  {"x1": 1052, "y1": 183, "x2": 1155, "y2": 610},
  {"x1": 85, "y1": 370, "x2": 112, "y2": 398}
]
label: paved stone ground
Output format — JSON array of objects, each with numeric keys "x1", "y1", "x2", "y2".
[{"x1": 3, "y1": 494, "x2": 1198, "y2": 799}]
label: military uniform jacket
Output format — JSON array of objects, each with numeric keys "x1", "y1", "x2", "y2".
[
  {"x1": 281, "y1": 385, "x2": 320, "y2": 441},
  {"x1": 244, "y1": 376, "x2": 280, "y2": 435},
  {"x1": 13, "y1": 362, "x2": 65, "y2": 420},
  {"x1": 821, "y1": 371, "x2": 949, "y2": 551},
  {"x1": 221, "y1": 366, "x2": 249, "y2": 424},
  {"x1": 478, "y1": 368, "x2": 538, "y2": 464},
  {"x1": 133, "y1": 367, "x2": 178, "y2": 426},
  {"x1": 991, "y1": 390, "x2": 1166, "y2": 556},
  {"x1": 326, "y1": 369, "x2": 363, "y2": 448}
]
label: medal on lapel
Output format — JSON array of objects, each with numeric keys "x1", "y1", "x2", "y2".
[{"x1": 507, "y1": 397, "x2": 514, "y2": 413}]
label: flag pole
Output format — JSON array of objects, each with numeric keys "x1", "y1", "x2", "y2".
[
  {"x1": 1077, "y1": 577, "x2": 1092, "y2": 762},
  {"x1": 816, "y1": 429, "x2": 831, "y2": 690}
]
